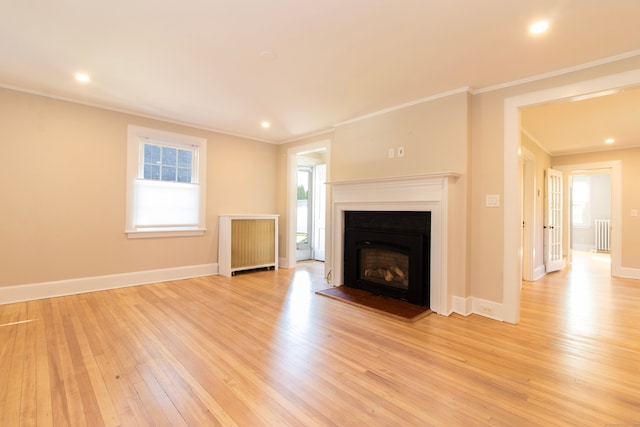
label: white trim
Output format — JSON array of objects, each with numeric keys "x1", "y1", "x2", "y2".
[
  {"x1": 531, "y1": 265, "x2": 547, "y2": 281},
  {"x1": 3, "y1": 51, "x2": 638, "y2": 147},
  {"x1": 126, "y1": 229, "x2": 206, "y2": 239},
  {"x1": 280, "y1": 128, "x2": 335, "y2": 145},
  {"x1": 0, "y1": 264, "x2": 218, "y2": 305},
  {"x1": 449, "y1": 296, "x2": 507, "y2": 320},
  {"x1": 478, "y1": 50, "x2": 640, "y2": 94},
  {"x1": 471, "y1": 298, "x2": 504, "y2": 321},
  {"x1": 334, "y1": 88, "x2": 471, "y2": 127},
  {"x1": 451, "y1": 296, "x2": 472, "y2": 316},
  {"x1": 521, "y1": 128, "x2": 552, "y2": 156},
  {"x1": 617, "y1": 267, "x2": 640, "y2": 280},
  {"x1": 126, "y1": 125, "x2": 207, "y2": 237},
  {"x1": 0, "y1": 83, "x2": 274, "y2": 144},
  {"x1": 521, "y1": 147, "x2": 536, "y2": 282},
  {"x1": 504, "y1": 68, "x2": 640, "y2": 324}
]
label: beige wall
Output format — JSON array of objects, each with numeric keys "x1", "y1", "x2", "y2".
[
  {"x1": 553, "y1": 148, "x2": 640, "y2": 268},
  {"x1": 0, "y1": 88, "x2": 277, "y2": 287},
  {"x1": 331, "y1": 91, "x2": 469, "y2": 182}
]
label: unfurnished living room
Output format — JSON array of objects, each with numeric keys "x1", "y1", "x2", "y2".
[{"x1": 1, "y1": 1, "x2": 640, "y2": 425}]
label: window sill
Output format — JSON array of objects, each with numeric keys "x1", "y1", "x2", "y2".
[{"x1": 126, "y1": 229, "x2": 207, "y2": 239}]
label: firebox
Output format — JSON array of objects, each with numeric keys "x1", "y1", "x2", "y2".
[{"x1": 343, "y1": 211, "x2": 430, "y2": 306}]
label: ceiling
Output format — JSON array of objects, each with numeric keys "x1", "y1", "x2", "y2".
[
  {"x1": 521, "y1": 85, "x2": 640, "y2": 156},
  {"x1": 1, "y1": 1, "x2": 640, "y2": 144}
]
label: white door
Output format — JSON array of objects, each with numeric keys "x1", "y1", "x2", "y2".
[
  {"x1": 296, "y1": 166, "x2": 313, "y2": 261},
  {"x1": 544, "y1": 168, "x2": 564, "y2": 273},
  {"x1": 312, "y1": 164, "x2": 326, "y2": 261}
]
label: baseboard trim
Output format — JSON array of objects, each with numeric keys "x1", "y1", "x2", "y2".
[
  {"x1": 0, "y1": 263, "x2": 219, "y2": 305},
  {"x1": 532, "y1": 265, "x2": 547, "y2": 281},
  {"x1": 471, "y1": 297, "x2": 504, "y2": 321},
  {"x1": 451, "y1": 296, "x2": 472, "y2": 316},
  {"x1": 450, "y1": 296, "x2": 505, "y2": 321},
  {"x1": 615, "y1": 266, "x2": 640, "y2": 280}
]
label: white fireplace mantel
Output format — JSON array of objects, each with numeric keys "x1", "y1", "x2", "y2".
[{"x1": 330, "y1": 172, "x2": 461, "y2": 315}]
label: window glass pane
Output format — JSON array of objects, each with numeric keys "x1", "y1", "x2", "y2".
[
  {"x1": 144, "y1": 144, "x2": 161, "y2": 164},
  {"x1": 144, "y1": 164, "x2": 160, "y2": 180},
  {"x1": 161, "y1": 166, "x2": 176, "y2": 181},
  {"x1": 162, "y1": 147, "x2": 177, "y2": 166},
  {"x1": 177, "y1": 168, "x2": 191, "y2": 183},
  {"x1": 573, "y1": 180, "x2": 589, "y2": 202},
  {"x1": 178, "y1": 149, "x2": 192, "y2": 168}
]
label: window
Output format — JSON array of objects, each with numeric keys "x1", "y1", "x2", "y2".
[
  {"x1": 142, "y1": 143, "x2": 194, "y2": 182},
  {"x1": 571, "y1": 176, "x2": 590, "y2": 227},
  {"x1": 126, "y1": 125, "x2": 207, "y2": 238}
]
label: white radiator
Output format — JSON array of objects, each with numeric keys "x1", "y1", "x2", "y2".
[
  {"x1": 218, "y1": 215, "x2": 279, "y2": 277},
  {"x1": 595, "y1": 219, "x2": 610, "y2": 252}
]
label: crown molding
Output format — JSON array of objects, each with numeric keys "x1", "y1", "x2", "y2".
[
  {"x1": 474, "y1": 49, "x2": 640, "y2": 95},
  {"x1": 333, "y1": 87, "x2": 472, "y2": 128}
]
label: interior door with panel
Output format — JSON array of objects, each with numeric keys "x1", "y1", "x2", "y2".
[{"x1": 544, "y1": 168, "x2": 565, "y2": 273}]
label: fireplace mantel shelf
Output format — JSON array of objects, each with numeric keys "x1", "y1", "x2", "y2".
[{"x1": 327, "y1": 172, "x2": 461, "y2": 187}]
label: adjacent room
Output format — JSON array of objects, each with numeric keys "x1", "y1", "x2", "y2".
[{"x1": 1, "y1": 1, "x2": 639, "y2": 425}]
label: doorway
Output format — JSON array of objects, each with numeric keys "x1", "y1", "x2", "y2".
[
  {"x1": 287, "y1": 139, "x2": 330, "y2": 270},
  {"x1": 568, "y1": 170, "x2": 611, "y2": 269},
  {"x1": 296, "y1": 162, "x2": 327, "y2": 261},
  {"x1": 504, "y1": 69, "x2": 640, "y2": 324}
]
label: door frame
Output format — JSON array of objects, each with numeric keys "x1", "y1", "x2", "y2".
[
  {"x1": 286, "y1": 139, "x2": 331, "y2": 270},
  {"x1": 503, "y1": 68, "x2": 640, "y2": 324},
  {"x1": 521, "y1": 147, "x2": 536, "y2": 281},
  {"x1": 554, "y1": 162, "x2": 620, "y2": 275}
]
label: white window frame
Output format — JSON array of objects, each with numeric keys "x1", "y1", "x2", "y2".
[{"x1": 126, "y1": 125, "x2": 207, "y2": 238}]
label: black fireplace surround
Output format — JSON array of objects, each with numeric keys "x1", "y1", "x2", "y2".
[{"x1": 343, "y1": 211, "x2": 430, "y2": 306}]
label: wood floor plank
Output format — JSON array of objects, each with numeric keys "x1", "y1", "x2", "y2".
[
  {"x1": 2, "y1": 303, "x2": 26, "y2": 427},
  {"x1": 1, "y1": 252, "x2": 639, "y2": 426},
  {"x1": 48, "y1": 299, "x2": 88, "y2": 426},
  {"x1": 32, "y1": 299, "x2": 53, "y2": 427}
]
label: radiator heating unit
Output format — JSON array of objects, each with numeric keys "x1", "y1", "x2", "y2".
[
  {"x1": 594, "y1": 219, "x2": 610, "y2": 252},
  {"x1": 218, "y1": 215, "x2": 279, "y2": 277}
]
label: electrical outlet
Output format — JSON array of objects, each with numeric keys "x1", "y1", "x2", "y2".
[
  {"x1": 479, "y1": 306, "x2": 493, "y2": 315},
  {"x1": 397, "y1": 146, "x2": 405, "y2": 157}
]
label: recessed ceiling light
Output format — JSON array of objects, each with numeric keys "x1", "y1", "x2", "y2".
[
  {"x1": 530, "y1": 20, "x2": 549, "y2": 34},
  {"x1": 261, "y1": 121, "x2": 271, "y2": 129},
  {"x1": 605, "y1": 138, "x2": 615, "y2": 144},
  {"x1": 75, "y1": 72, "x2": 91, "y2": 83}
]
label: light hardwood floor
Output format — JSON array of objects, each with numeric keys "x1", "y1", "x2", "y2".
[{"x1": 1, "y1": 254, "x2": 639, "y2": 426}]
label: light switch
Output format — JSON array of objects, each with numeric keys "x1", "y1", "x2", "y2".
[
  {"x1": 486, "y1": 194, "x2": 500, "y2": 208},
  {"x1": 632, "y1": 209, "x2": 638, "y2": 217},
  {"x1": 388, "y1": 148, "x2": 395, "y2": 159}
]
